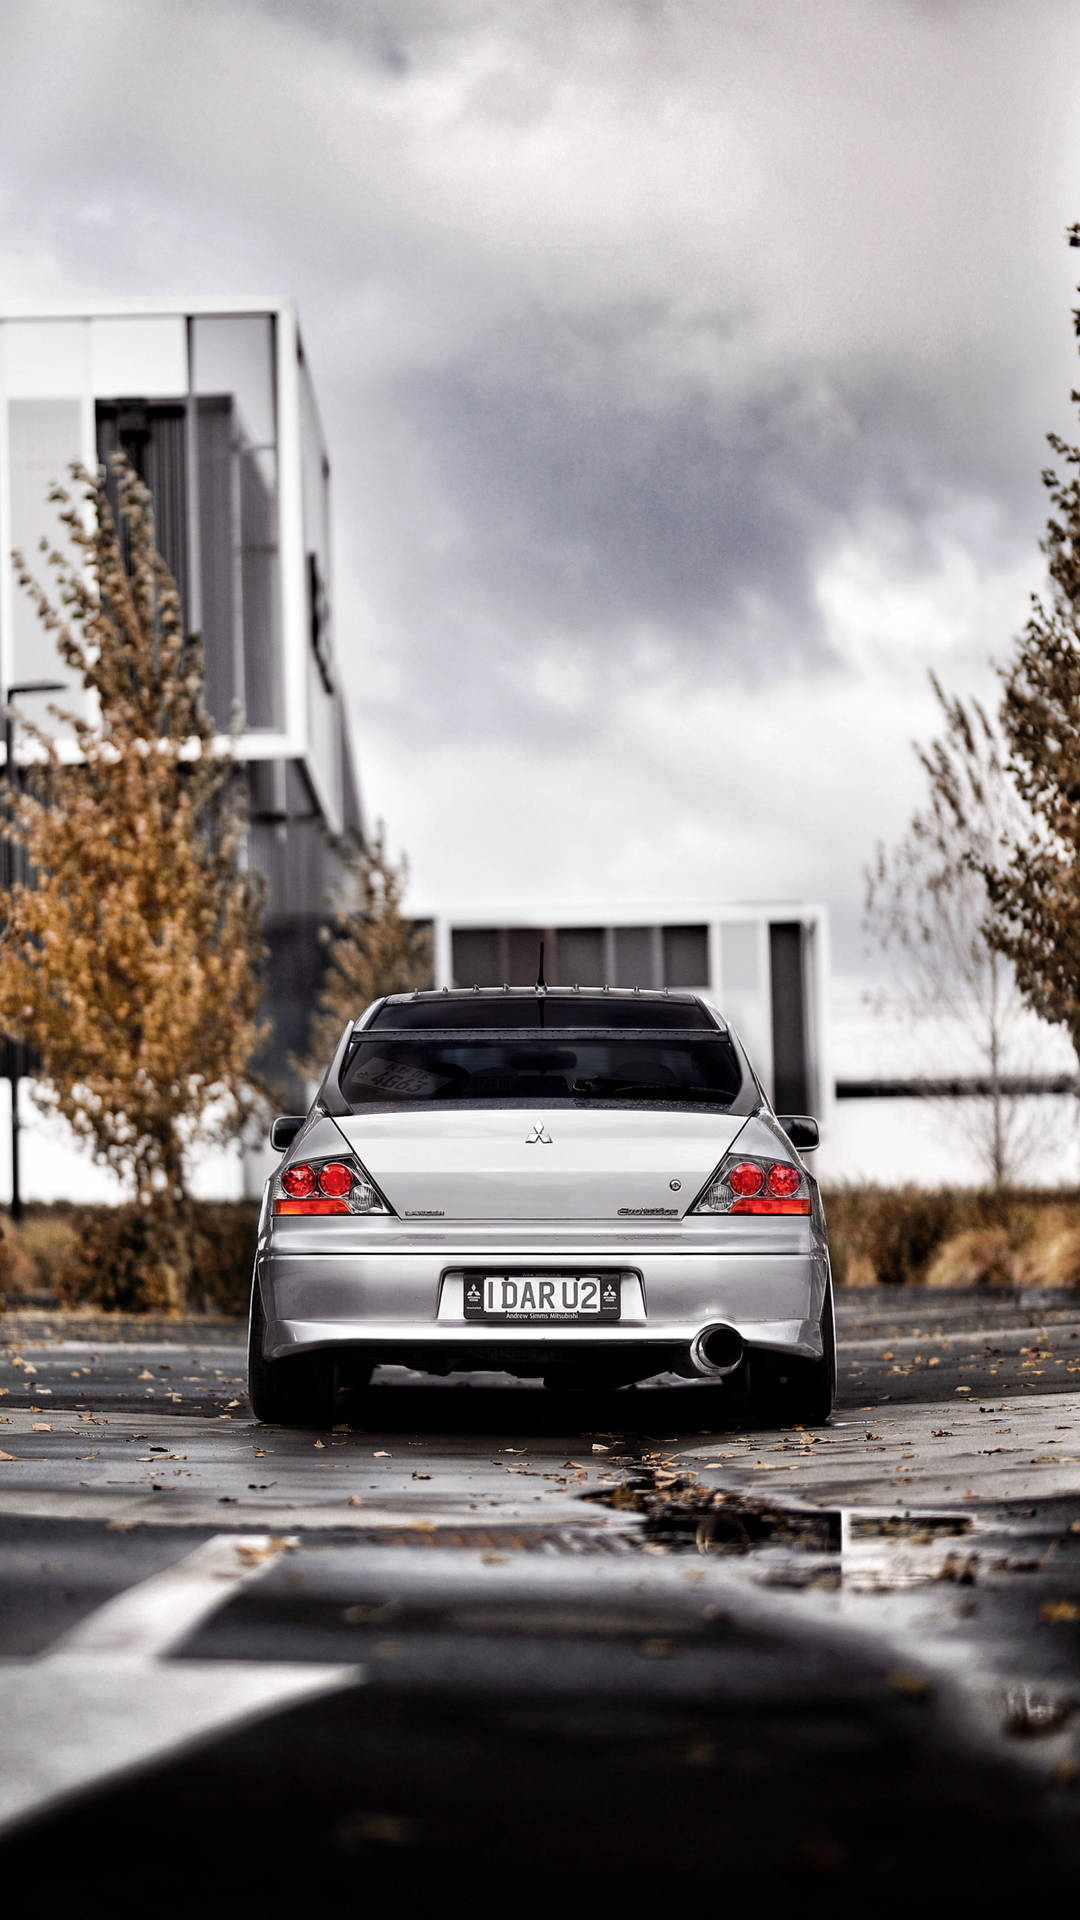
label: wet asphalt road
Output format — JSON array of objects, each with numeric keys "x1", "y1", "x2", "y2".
[{"x1": 3, "y1": 1288, "x2": 1080, "y2": 1906}]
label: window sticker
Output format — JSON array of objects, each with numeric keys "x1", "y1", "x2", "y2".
[{"x1": 348, "y1": 1055, "x2": 452, "y2": 1099}]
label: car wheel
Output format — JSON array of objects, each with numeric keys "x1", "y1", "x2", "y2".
[
  {"x1": 748, "y1": 1285, "x2": 836, "y2": 1428},
  {"x1": 247, "y1": 1280, "x2": 336, "y2": 1428}
]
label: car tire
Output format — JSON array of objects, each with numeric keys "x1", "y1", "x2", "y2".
[
  {"x1": 748, "y1": 1283, "x2": 836, "y2": 1428},
  {"x1": 247, "y1": 1280, "x2": 336, "y2": 1428}
]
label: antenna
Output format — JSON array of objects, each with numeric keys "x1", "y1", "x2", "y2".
[{"x1": 536, "y1": 940, "x2": 547, "y2": 991}]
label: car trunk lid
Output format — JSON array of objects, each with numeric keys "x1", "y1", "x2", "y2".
[{"x1": 333, "y1": 1107, "x2": 747, "y2": 1221}]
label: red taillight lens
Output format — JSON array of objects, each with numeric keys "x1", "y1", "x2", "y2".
[
  {"x1": 729, "y1": 1161, "x2": 764, "y2": 1197},
  {"x1": 281, "y1": 1163, "x2": 316, "y2": 1198},
  {"x1": 766, "y1": 1163, "x2": 801, "y2": 1198},
  {"x1": 318, "y1": 1162, "x2": 352, "y2": 1198}
]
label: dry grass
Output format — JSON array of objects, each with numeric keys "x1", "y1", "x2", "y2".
[
  {"x1": 923, "y1": 1228, "x2": 1014, "y2": 1290},
  {"x1": 0, "y1": 1204, "x2": 81, "y2": 1302},
  {"x1": 0, "y1": 1200, "x2": 257, "y2": 1315},
  {"x1": 823, "y1": 1184, "x2": 1080, "y2": 1289}
]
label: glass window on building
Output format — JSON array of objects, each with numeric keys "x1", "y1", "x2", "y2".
[
  {"x1": 506, "y1": 927, "x2": 546, "y2": 986},
  {"x1": 96, "y1": 399, "x2": 191, "y2": 621},
  {"x1": 192, "y1": 314, "x2": 282, "y2": 731},
  {"x1": 554, "y1": 927, "x2": 605, "y2": 985},
  {"x1": 614, "y1": 925, "x2": 659, "y2": 989},
  {"x1": 452, "y1": 929, "x2": 500, "y2": 987},
  {"x1": 769, "y1": 922, "x2": 810, "y2": 1113},
  {"x1": 662, "y1": 924, "x2": 708, "y2": 988}
]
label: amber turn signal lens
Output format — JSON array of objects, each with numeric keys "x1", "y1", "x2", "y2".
[{"x1": 274, "y1": 1196, "x2": 350, "y2": 1215}]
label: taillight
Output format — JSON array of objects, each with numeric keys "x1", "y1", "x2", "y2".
[
  {"x1": 273, "y1": 1153, "x2": 388, "y2": 1216},
  {"x1": 767, "y1": 1163, "x2": 801, "y2": 1198},
  {"x1": 691, "y1": 1152, "x2": 810, "y2": 1215},
  {"x1": 281, "y1": 1163, "x2": 316, "y2": 1198},
  {"x1": 318, "y1": 1162, "x2": 352, "y2": 1197},
  {"x1": 729, "y1": 1161, "x2": 764, "y2": 1198}
]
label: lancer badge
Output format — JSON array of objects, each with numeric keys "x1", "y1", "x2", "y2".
[{"x1": 526, "y1": 1121, "x2": 553, "y2": 1144}]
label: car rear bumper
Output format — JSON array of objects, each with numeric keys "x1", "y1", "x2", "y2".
[{"x1": 254, "y1": 1243, "x2": 830, "y2": 1367}]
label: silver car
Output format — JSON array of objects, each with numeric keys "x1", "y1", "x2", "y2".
[{"x1": 247, "y1": 987, "x2": 835, "y2": 1428}]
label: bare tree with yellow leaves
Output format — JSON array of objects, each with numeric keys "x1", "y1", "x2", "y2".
[
  {"x1": 299, "y1": 824, "x2": 432, "y2": 1082},
  {"x1": 0, "y1": 459, "x2": 267, "y2": 1308}
]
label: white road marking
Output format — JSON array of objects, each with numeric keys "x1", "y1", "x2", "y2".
[
  {"x1": 52, "y1": 1533, "x2": 297, "y2": 1660},
  {"x1": 0, "y1": 1533, "x2": 361, "y2": 1835}
]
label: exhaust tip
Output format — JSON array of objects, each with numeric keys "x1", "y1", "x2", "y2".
[{"x1": 690, "y1": 1323, "x2": 745, "y2": 1378}]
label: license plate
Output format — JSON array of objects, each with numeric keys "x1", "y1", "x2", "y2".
[{"x1": 463, "y1": 1273, "x2": 622, "y2": 1322}]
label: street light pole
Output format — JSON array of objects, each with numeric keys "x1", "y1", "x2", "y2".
[{"x1": 2, "y1": 681, "x2": 66, "y2": 1225}]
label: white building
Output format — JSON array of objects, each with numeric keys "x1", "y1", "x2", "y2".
[
  {"x1": 423, "y1": 900, "x2": 831, "y2": 1121},
  {"x1": 0, "y1": 297, "x2": 363, "y2": 1199}
]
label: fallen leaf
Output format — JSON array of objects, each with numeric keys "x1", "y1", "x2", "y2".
[
  {"x1": 31, "y1": 1422, "x2": 52, "y2": 1432},
  {"x1": 347, "y1": 1495, "x2": 365, "y2": 1507},
  {"x1": 235, "y1": 1537, "x2": 294, "y2": 1566},
  {"x1": 374, "y1": 1450, "x2": 391, "y2": 1458},
  {"x1": 314, "y1": 1440, "x2": 326, "y2": 1449},
  {"x1": 1039, "y1": 1600, "x2": 1080, "y2": 1624},
  {"x1": 343, "y1": 1601, "x2": 400, "y2": 1624},
  {"x1": 886, "y1": 1670, "x2": 931, "y2": 1699}
]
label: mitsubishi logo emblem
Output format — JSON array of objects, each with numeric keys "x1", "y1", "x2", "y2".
[{"x1": 526, "y1": 1121, "x2": 552, "y2": 1144}]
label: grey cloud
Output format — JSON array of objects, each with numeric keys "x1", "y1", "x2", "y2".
[{"x1": 1, "y1": 0, "x2": 1078, "y2": 851}]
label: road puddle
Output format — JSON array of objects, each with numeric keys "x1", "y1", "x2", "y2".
[
  {"x1": 586, "y1": 1459, "x2": 1002, "y2": 1598},
  {"x1": 586, "y1": 1464, "x2": 840, "y2": 1556}
]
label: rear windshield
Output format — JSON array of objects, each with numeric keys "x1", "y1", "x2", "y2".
[
  {"x1": 339, "y1": 1031, "x2": 749, "y2": 1114},
  {"x1": 368, "y1": 996, "x2": 715, "y2": 1030}
]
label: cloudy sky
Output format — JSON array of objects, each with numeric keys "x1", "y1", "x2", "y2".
[{"x1": 3, "y1": 0, "x2": 1080, "y2": 992}]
